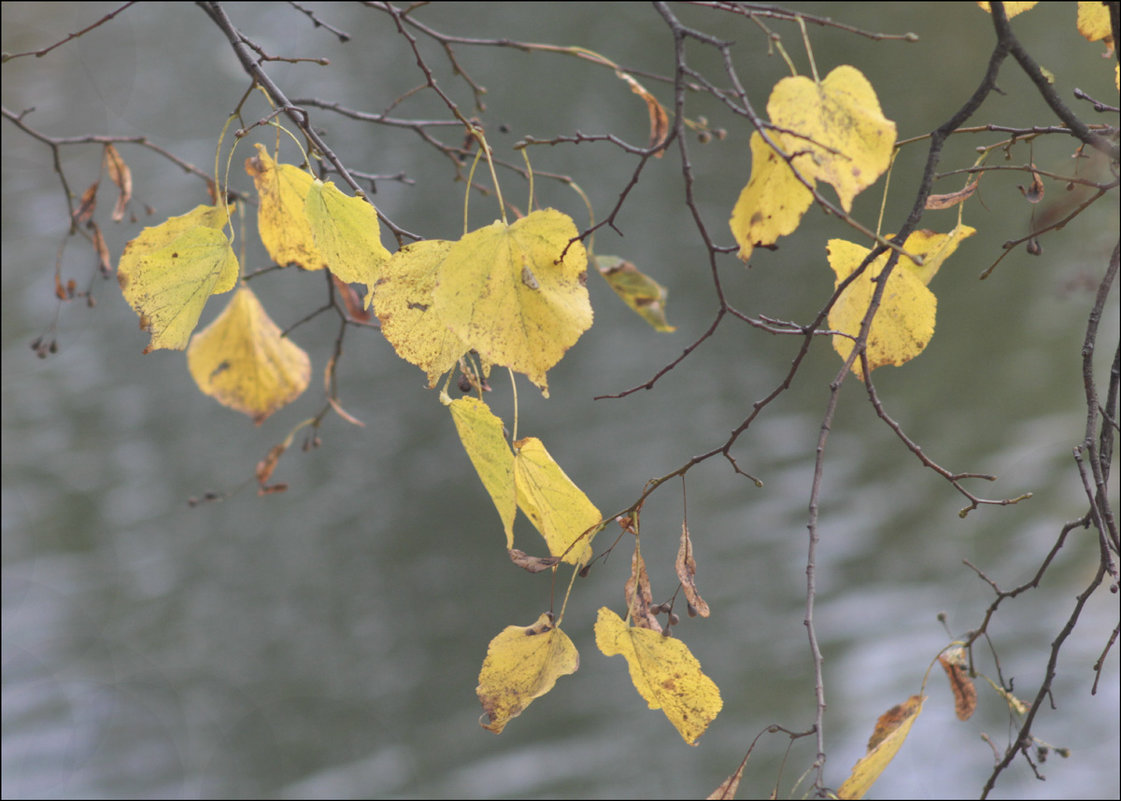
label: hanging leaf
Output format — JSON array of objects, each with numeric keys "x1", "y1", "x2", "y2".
[
  {"x1": 938, "y1": 647, "x2": 977, "y2": 721},
  {"x1": 444, "y1": 395, "x2": 516, "y2": 547},
  {"x1": 245, "y1": 143, "x2": 324, "y2": 270},
  {"x1": 103, "y1": 143, "x2": 132, "y2": 222},
  {"x1": 186, "y1": 286, "x2": 311, "y2": 423},
  {"x1": 118, "y1": 203, "x2": 238, "y2": 352},
  {"x1": 676, "y1": 521, "x2": 711, "y2": 618},
  {"x1": 514, "y1": 437, "x2": 600, "y2": 566},
  {"x1": 377, "y1": 240, "x2": 468, "y2": 387},
  {"x1": 827, "y1": 224, "x2": 975, "y2": 377},
  {"x1": 616, "y1": 70, "x2": 669, "y2": 155},
  {"x1": 305, "y1": 178, "x2": 391, "y2": 293},
  {"x1": 730, "y1": 66, "x2": 896, "y2": 262},
  {"x1": 433, "y1": 209, "x2": 593, "y2": 396},
  {"x1": 594, "y1": 255, "x2": 675, "y2": 332},
  {"x1": 477, "y1": 612, "x2": 580, "y2": 734},
  {"x1": 594, "y1": 607, "x2": 722, "y2": 745},
  {"x1": 625, "y1": 542, "x2": 663, "y2": 632},
  {"x1": 837, "y1": 695, "x2": 926, "y2": 800}
]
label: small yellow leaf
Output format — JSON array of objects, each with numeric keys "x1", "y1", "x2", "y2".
[
  {"x1": 837, "y1": 695, "x2": 925, "y2": 800},
  {"x1": 594, "y1": 255, "x2": 675, "y2": 332},
  {"x1": 305, "y1": 179, "x2": 391, "y2": 293},
  {"x1": 118, "y1": 204, "x2": 238, "y2": 352},
  {"x1": 445, "y1": 396, "x2": 516, "y2": 548},
  {"x1": 513, "y1": 437, "x2": 600, "y2": 566},
  {"x1": 729, "y1": 131, "x2": 814, "y2": 262},
  {"x1": 828, "y1": 225, "x2": 975, "y2": 377},
  {"x1": 433, "y1": 209, "x2": 593, "y2": 396},
  {"x1": 595, "y1": 607, "x2": 722, "y2": 745},
  {"x1": 477, "y1": 612, "x2": 579, "y2": 734},
  {"x1": 376, "y1": 240, "x2": 467, "y2": 387},
  {"x1": 977, "y1": 2, "x2": 1038, "y2": 18},
  {"x1": 186, "y1": 286, "x2": 311, "y2": 423},
  {"x1": 245, "y1": 143, "x2": 323, "y2": 270}
]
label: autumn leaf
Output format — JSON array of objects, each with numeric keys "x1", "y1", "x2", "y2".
[
  {"x1": 594, "y1": 606, "x2": 722, "y2": 745},
  {"x1": 827, "y1": 224, "x2": 975, "y2": 377},
  {"x1": 514, "y1": 437, "x2": 600, "y2": 566},
  {"x1": 477, "y1": 612, "x2": 579, "y2": 734},
  {"x1": 376, "y1": 240, "x2": 468, "y2": 387},
  {"x1": 118, "y1": 203, "x2": 238, "y2": 352},
  {"x1": 616, "y1": 70, "x2": 669, "y2": 155},
  {"x1": 977, "y1": 2, "x2": 1038, "y2": 19},
  {"x1": 938, "y1": 647, "x2": 977, "y2": 721},
  {"x1": 433, "y1": 209, "x2": 593, "y2": 396},
  {"x1": 730, "y1": 66, "x2": 896, "y2": 262},
  {"x1": 676, "y1": 521, "x2": 710, "y2": 618},
  {"x1": 837, "y1": 695, "x2": 925, "y2": 800},
  {"x1": 186, "y1": 285, "x2": 311, "y2": 423},
  {"x1": 594, "y1": 255, "x2": 675, "y2": 332},
  {"x1": 625, "y1": 542, "x2": 662, "y2": 632},
  {"x1": 444, "y1": 395, "x2": 516, "y2": 547},
  {"x1": 245, "y1": 143, "x2": 323, "y2": 270},
  {"x1": 305, "y1": 178, "x2": 391, "y2": 293},
  {"x1": 103, "y1": 144, "x2": 132, "y2": 222}
]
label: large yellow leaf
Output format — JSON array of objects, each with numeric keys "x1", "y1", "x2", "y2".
[
  {"x1": 730, "y1": 66, "x2": 895, "y2": 262},
  {"x1": 186, "y1": 286, "x2": 311, "y2": 423},
  {"x1": 594, "y1": 607, "x2": 722, "y2": 745},
  {"x1": 476, "y1": 612, "x2": 579, "y2": 734},
  {"x1": 514, "y1": 437, "x2": 600, "y2": 566},
  {"x1": 828, "y1": 225, "x2": 975, "y2": 377},
  {"x1": 245, "y1": 143, "x2": 324, "y2": 270},
  {"x1": 444, "y1": 395, "x2": 516, "y2": 546},
  {"x1": 118, "y1": 204, "x2": 239, "y2": 352},
  {"x1": 977, "y1": 2, "x2": 1038, "y2": 18},
  {"x1": 837, "y1": 695, "x2": 925, "y2": 800},
  {"x1": 376, "y1": 240, "x2": 467, "y2": 387},
  {"x1": 433, "y1": 209, "x2": 593, "y2": 396},
  {"x1": 305, "y1": 178, "x2": 391, "y2": 293}
]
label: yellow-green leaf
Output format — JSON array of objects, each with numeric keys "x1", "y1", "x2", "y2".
[
  {"x1": 245, "y1": 143, "x2": 323, "y2": 270},
  {"x1": 594, "y1": 607, "x2": 722, "y2": 745},
  {"x1": 118, "y1": 204, "x2": 239, "y2": 352},
  {"x1": 186, "y1": 286, "x2": 311, "y2": 423},
  {"x1": 837, "y1": 695, "x2": 925, "y2": 800},
  {"x1": 444, "y1": 395, "x2": 516, "y2": 547},
  {"x1": 513, "y1": 437, "x2": 600, "y2": 566},
  {"x1": 306, "y1": 178, "x2": 391, "y2": 293},
  {"x1": 433, "y1": 209, "x2": 593, "y2": 396},
  {"x1": 730, "y1": 66, "x2": 896, "y2": 263},
  {"x1": 827, "y1": 225, "x2": 975, "y2": 377},
  {"x1": 477, "y1": 612, "x2": 579, "y2": 734},
  {"x1": 595, "y1": 255, "x2": 676, "y2": 332},
  {"x1": 376, "y1": 240, "x2": 467, "y2": 387}
]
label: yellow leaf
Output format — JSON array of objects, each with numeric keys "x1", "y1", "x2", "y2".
[
  {"x1": 476, "y1": 612, "x2": 579, "y2": 734},
  {"x1": 827, "y1": 225, "x2": 975, "y2": 377},
  {"x1": 513, "y1": 437, "x2": 600, "y2": 566},
  {"x1": 305, "y1": 179, "x2": 391, "y2": 293},
  {"x1": 1077, "y1": 2, "x2": 1114, "y2": 51},
  {"x1": 444, "y1": 395, "x2": 516, "y2": 547},
  {"x1": 118, "y1": 204, "x2": 239, "y2": 352},
  {"x1": 433, "y1": 209, "x2": 593, "y2": 396},
  {"x1": 977, "y1": 2, "x2": 1038, "y2": 18},
  {"x1": 594, "y1": 255, "x2": 676, "y2": 332},
  {"x1": 729, "y1": 132, "x2": 815, "y2": 262},
  {"x1": 594, "y1": 607, "x2": 722, "y2": 745},
  {"x1": 730, "y1": 66, "x2": 896, "y2": 262},
  {"x1": 245, "y1": 143, "x2": 323, "y2": 270},
  {"x1": 376, "y1": 240, "x2": 467, "y2": 387},
  {"x1": 837, "y1": 695, "x2": 925, "y2": 800},
  {"x1": 186, "y1": 286, "x2": 311, "y2": 423}
]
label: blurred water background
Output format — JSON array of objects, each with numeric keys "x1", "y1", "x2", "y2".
[{"x1": 3, "y1": 3, "x2": 1118, "y2": 798}]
